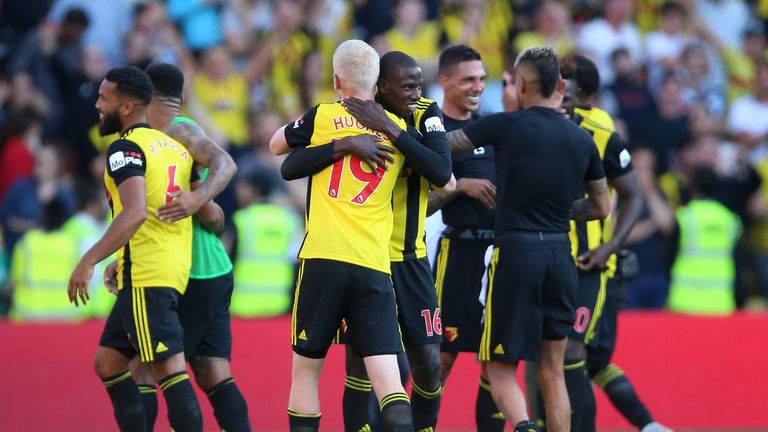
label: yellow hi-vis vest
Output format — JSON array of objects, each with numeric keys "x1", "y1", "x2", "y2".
[
  {"x1": 10, "y1": 229, "x2": 85, "y2": 322},
  {"x1": 668, "y1": 199, "x2": 742, "y2": 315},
  {"x1": 232, "y1": 204, "x2": 300, "y2": 317}
]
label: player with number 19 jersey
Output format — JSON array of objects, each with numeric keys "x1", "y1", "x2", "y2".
[
  {"x1": 104, "y1": 124, "x2": 194, "y2": 293},
  {"x1": 286, "y1": 102, "x2": 406, "y2": 274},
  {"x1": 284, "y1": 101, "x2": 408, "y2": 359}
]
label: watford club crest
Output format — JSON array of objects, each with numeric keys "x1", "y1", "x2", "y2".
[{"x1": 444, "y1": 326, "x2": 459, "y2": 343}]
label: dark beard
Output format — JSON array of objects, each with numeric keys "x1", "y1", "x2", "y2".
[{"x1": 99, "y1": 111, "x2": 122, "y2": 136}]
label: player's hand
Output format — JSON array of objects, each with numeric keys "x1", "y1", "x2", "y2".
[
  {"x1": 68, "y1": 260, "x2": 93, "y2": 307},
  {"x1": 577, "y1": 243, "x2": 614, "y2": 271},
  {"x1": 103, "y1": 260, "x2": 119, "y2": 295},
  {"x1": 341, "y1": 97, "x2": 399, "y2": 137},
  {"x1": 458, "y1": 178, "x2": 496, "y2": 209},
  {"x1": 335, "y1": 134, "x2": 395, "y2": 173},
  {"x1": 157, "y1": 190, "x2": 205, "y2": 222}
]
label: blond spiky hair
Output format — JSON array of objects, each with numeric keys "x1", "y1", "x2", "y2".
[{"x1": 333, "y1": 39, "x2": 380, "y2": 95}]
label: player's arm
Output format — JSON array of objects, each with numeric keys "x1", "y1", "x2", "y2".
[
  {"x1": 577, "y1": 134, "x2": 643, "y2": 270},
  {"x1": 427, "y1": 176, "x2": 496, "y2": 215},
  {"x1": 418, "y1": 102, "x2": 454, "y2": 189},
  {"x1": 342, "y1": 98, "x2": 453, "y2": 188},
  {"x1": 281, "y1": 135, "x2": 395, "y2": 181},
  {"x1": 68, "y1": 140, "x2": 148, "y2": 306},
  {"x1": 447, "y1": 113, "x2": 506, "y2": 152},
  {"x1": 158, "y1": 120, "x2": 237, "y2": 222},
  {"x1": 571, "y1": 144, "x2": 610, "y2": 222},
  {"x1": 191, "y1": 179, "x2": 225, "y2": 233}
]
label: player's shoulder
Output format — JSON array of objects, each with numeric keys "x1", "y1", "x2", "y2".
[{"x1": 575, "y1": 106, "x2": 616, "y2": 133}]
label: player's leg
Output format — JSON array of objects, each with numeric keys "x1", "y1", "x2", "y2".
[
  {"x1": 183, "y1": 273, "x2": 251, "y2": 431},
  {"x1": 289, "y1": 259, "x2": 350, "y2": 431},
  {"x1": 479, "y1": 245, "x2": 538, "y2": 431},
  {"x1": 537, "y1": 338, "x2": 570, "y2": 432},
  {"x1": 586, "y1": 278, "x2": 670, "y2": 432},
  {"x1": 130, "y1": 358, "x2": 158, "y2": 431},
  {"x1": 135, "y1": 287, "x2": 202, "y2": 432},
  {"x1": 394, "y1": 258, "x2": 443, "y2": 431},
  {"x1": 347, "y1": 265, "x2": 413, "y2": 431},
  {"x1": 538, "y1": 234, "x2": 581, "y2": 432},
  {"x1": 476, "y1": 362, "x2": 506, "y2": 432},
  {"x1": 342, "y1": 343, "x2": 373, "y2": 432},
  {"x1": 96, "y1": 289, "x2": 146, "y2": 431}
]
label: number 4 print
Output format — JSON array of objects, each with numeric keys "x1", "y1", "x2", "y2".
[
  {"x1": 328, "y1": 155, "x2": 385, "y2": 204},
  {"x1": 421, "y1": 308, "x2": 442, "y2": 337},
  {"x1": 165, "y1": 164, "x2": 181, "y2": 203}
]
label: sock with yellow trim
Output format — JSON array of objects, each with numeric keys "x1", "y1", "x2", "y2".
[
  {"x1": 208, "y1": 378, "x2": 251, "y2": 432},
  {"x1": 342, "y1": 376, "x2": 372, "y2": 432},
  {"x1": 379, "y1": 392, "x2": 412, "y2": 432},
  {"x1": 411, "y1": 382, "x2": 441, "y2": 431},
  {"x1": 137, "y1": 384, "x2": 157, "y2": 432},
  {"x1": 158, "y1": 371, "x2": 202, "y2": 432},
  {"x1": 563, "y1": 360, "x2": 590, "y2": 432},
  {"x1": 475, "y1": 378, "x2": 505, "y2": 432},
  {"x1": 591, "y1": 364, "x2": 653, "y2": 429},
  {"x1": 288, "y1": 408, "x2": 321, "y2": 432},
  {"x1": 101, "y1": 370, "x2": 147, "y2": 431}
]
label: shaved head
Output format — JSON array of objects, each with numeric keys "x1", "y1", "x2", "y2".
[{"x1": 380, "y1": 51, "x2": 419, "y2": 81}]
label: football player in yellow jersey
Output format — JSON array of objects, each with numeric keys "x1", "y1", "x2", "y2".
[
  {"x1": 554, "y1": 56, "x2": 670, "y2": 432},
  {"x1": 282, "y1": 51, "x2": 455, "y2": 432},
  {"x1": 269, "y1": 40, "x2": 415, "y2": 432},
  {"x1": 67, "y1": 66, "x2": 202, "y2": 432}
]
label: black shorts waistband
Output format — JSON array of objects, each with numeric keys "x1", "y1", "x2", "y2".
[
  {"x1": 442, "y1": 226, "x2": 495, "y2": 240},
  {"x1": 495, "y1": 231, "x2": 570, "y2": 246}
]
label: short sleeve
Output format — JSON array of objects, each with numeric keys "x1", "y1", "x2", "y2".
[
  {"x1": 106, "y1": 139, "x2": 146, "y2": 186},
  {"x1": 284, "y1": 105, "x2": 319, "y2": 148},
  {"x1": 584, "y1": 143, "x2": 606, "y2": 182},
  {"x1": 602, "y1": 133, "x2": 633, "y2": 178},
  {"x1": 418, "y1": 102, "x2": 445, "y2": 135},
  {"x1": 463, "y1": 113, "x2": 506, "y2": 148}
]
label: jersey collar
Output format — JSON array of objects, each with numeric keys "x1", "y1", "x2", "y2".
[{"x1": 121, "y1": 122, "x2": 152, "y2": 137}]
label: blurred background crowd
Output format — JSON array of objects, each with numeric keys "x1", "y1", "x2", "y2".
[{"x1": 2, "y1": 0, "x2": 768, "y2": 321}]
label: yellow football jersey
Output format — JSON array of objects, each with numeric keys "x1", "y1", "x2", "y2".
[
  {"x1": 389, "y1": 97, "x2": 440, "y2": 261},
  {"x1": 104, "y1": 124, "x2": 194, "y2": 293},
  {"x1": 569, "y1": 107, "x2": 633, "y2": 277},
  {"x1": 285, "y1": 103, "x2": 406, "y2": 273}
]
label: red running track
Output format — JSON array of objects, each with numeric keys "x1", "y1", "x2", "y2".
[{"x1": 1, "y1": 312, "x2": 767, "y2": 431}]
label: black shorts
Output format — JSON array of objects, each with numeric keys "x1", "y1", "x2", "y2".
[
  {"x1": 291, "y1": 259, "x2": 403, "y2": 358},
  {"x1": 569, "y1": 269, "x2": 608, "y2": 344},
  {"x1": 178, "y1": 272, "x2": 234, "y2": 360},
  {"x1": 99, "y1": 287, "x2": 184, "y2": 363},
  {"x1": 433, "y1": 235, "x2": 492, "y2": 353},
  {"x1": 479, "y1": 233, "x2": 577, "y2": 363},
  {"x1": 391, "y1": 257, "x2": 442, "y2": 346},
  {"x1": 586, "y1": 276, "x2": 620, "y2": 372}
]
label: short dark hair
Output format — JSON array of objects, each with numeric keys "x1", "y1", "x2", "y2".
[
  {"x1": 105, "y1": 66, "x2": 152, "y2": 105},
  {"x1": 514, "y1": 46, "x2": 560, "y2": 97},
  {"x1": 145, "y1": 63, "x2": 184, "y2": 99},
  {"x1": 439, "y1": 45, "x2": 482, "y2": 74},
  {"x1": 379, "y1": 51, "x2": 419, "y2": 81},
  {"x1": 560, "y1": 55, "x2": 600, "y2": 97},
  {"x1": 62, "y1": 7, "x2": 89, "y2": 28}
]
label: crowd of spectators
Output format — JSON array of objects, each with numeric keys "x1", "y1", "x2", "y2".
[{"x1": 1, "y1": 0, "x2": 768, "y2": 319}]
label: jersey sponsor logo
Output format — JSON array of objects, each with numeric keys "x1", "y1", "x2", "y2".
[
  {"x1": 443, "y1": 326, "x2": 459, "y2": 342},
  {"x1": 424, "y1": 116, "x2": 445, "y2": 133},
  {"x1": 493, "y1": 344, "x2": 505, "y2": 355},
  {"x1": 156, "y1": 341, "x2": 168, "y2": 353},
  {"x1": 473, "y1": 147, "x2": 486, "y2": 155},
  {"x1": 110, "y1": 151, "x2": 144, "y2": 171},
  {"x1": 298, "y1": 329, "x2": 308, "y2": 341},
  {"x1": 109, "y1": 151, "x2": 126, "y2": 171},
  {"x1": 619, "y1": 149, "x2": 632, "y2": 168}
]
